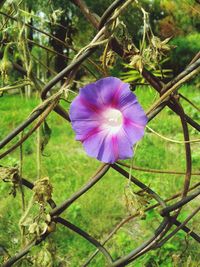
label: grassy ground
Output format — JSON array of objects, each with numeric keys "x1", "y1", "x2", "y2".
[{"x1": 0, "y1": 85, "x2": 199, "y2": 266}]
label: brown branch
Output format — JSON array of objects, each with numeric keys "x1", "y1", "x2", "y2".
[
  {"x1": 173, "y1": 99, "x2": 192, "y2": 198},
  {"x1": 179, "y1": 93, "x2": 200, "y2": 113},
  {"x1": 112, "y1": 164, "x2": 167, "y2": 207},
  {"x1": 160, "y1": 187, "x2": 200, "y2": 216},
  {"x1": 156, "y1": 206, "x2": 200, "y2": 248},
  {"x1": 70, "y1": 0, "x2": 200, "y2": 133},
  {"x1": 70, "y1": 0, "x2": 99, "y2": 28},
  {"x1": 83, "y1": 182, "x2": 200, "y2": 266},
  {"x1": 117, "y1": 161, "x2": 200, "y2": 176},
  {"x1": 0, "y1": 99, "x2": 59, "y2": 158},
  {"x1": 3, "y1": 165, "x2": 112, "y2": 266},
  {"x1": 50, "y1": 164, "x2": 110, "y2": 216},
  {"x1": 0, "y1": 11, "x2": 68, "y2": 48}
]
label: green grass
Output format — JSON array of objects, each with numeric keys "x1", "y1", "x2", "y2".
[{"x1": 0, "y1": 85, "x2": 199, "y2": 267}]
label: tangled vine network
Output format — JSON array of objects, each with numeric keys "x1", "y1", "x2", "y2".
[{"x1": 0, "y1": 0, "x2": 200, "y2": 266}]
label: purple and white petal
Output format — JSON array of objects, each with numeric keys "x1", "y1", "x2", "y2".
[
  {"x1": 94, "y1": 77, "x2": 124, "y2": 106},
  {"x1": 122, "y1": 103, "x2": 148, "y2": 126},
  {"x1": 69, "y1": 77, "x2": 147, "y2": 163},
  {"x1": 71, "y1": 119, "x2": 101, "y2": 141},
  {"x1": 82, "y1": 129, "x2": 108, "y2": 160},
  {"x1": 114, "y1": 82, "x2": 138, "y2": 110},
  {"x1": 69, "y1": 95, "x2": 100, "y2": 121},
  {"x1": 112, "y1": 128, "x2": 133, "y2": 160},
  {"x1": 79, "y1": 83, "x2": 104, "y2": 108},
  {"x1": 82, "y1": 127, "x2": 134, "y2": 163}
]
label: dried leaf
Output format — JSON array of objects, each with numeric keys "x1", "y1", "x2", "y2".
[
  {"x1": 151, "y1": 36, "x2": 171, "y2": 54},
  {"x1": 28, "y1": 222, "x2": 38, "y2": 234},
  {"x1": 33, "y1": 247, "x2": 53, "y2": 267},
  {"x1": 130, "y1": 55, "x2": 143, "y2": 73},
  {"x1": 0, "y1": 166, "x2": 19, "y2": 183},
  {"x1": 33, "y1": 177, "x2": 53, "y2": 204}
]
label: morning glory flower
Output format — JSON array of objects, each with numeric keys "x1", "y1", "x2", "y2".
[{"x1": 69, "y1": 77, "x2": 147, "y2": 163}]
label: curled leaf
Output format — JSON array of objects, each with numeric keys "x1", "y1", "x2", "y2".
[
  {"x1": 0, "y1": 166, "x2": 19, "y2": 183},
  {"x1": 129, "y1": 55, "x2": 143, "y2": 73},
  {"x1": 33, "y1": 177, "x2": 53, "y2": 204}
]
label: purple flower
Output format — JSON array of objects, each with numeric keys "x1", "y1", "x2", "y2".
[{"x1": 69, "y1": 77, "x2": 147, "y2": 163}]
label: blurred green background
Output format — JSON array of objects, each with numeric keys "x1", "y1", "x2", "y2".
[{"x1": 0, "y1": 0, "x2": 200, "y2": 266}]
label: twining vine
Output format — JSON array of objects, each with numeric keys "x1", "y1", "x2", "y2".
[{"x1": 0, "y1": 0, "x2": 200, "y2": 266}]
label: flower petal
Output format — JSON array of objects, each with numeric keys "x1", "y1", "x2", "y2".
[
  {"x1": 122, "y1": 103, "x2": 147, "y2": 144},
  {"x1": 112, "y1": 129, "x2": 133, "y2": 160},
  {"x1": 123, "y1": 120, "x2": 146, "y2": 144},
  {"x1": 79, "y1": 83, "x2": 104, "y2": 108},
  {"x1": 122, "y1": 102, "x2": 148, "y2": 127},
  {"x1": 115, "y1": 83, "x2": 139, "y2": 110},
  {"x1": 96, "y1": 134, "x2": 119, "y2": 163},
  {"x1": 82, "y1": 130, "x2": 109, "y2": 160},
  {"x1": 83, "y1": 128, "x2": 133, "y2": 163},
  {"x1": 69, "y1": 77, "x2": 147, "y2": 163},
  {"x1": 71, "y1": 120, "x2": 101, "y2": 141},
  {"x1": 69, "y1": 95, "x2": 100, "y2": 121},
  {"x1": 94, "y1": 77, "x2": 124, "y2": 106}
]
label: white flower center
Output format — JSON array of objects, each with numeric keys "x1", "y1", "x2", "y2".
[{"x1": 102, "y1": 108, "x2": 123, "y2": 132}]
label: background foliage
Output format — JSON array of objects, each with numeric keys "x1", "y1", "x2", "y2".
[{"x1": 0, "y1": 0, "x2": 200, "y2": 266}]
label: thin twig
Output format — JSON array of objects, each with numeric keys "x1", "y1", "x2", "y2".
[{"x1": 117, "y1": 161, "x2": 200, "y2": 176}]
